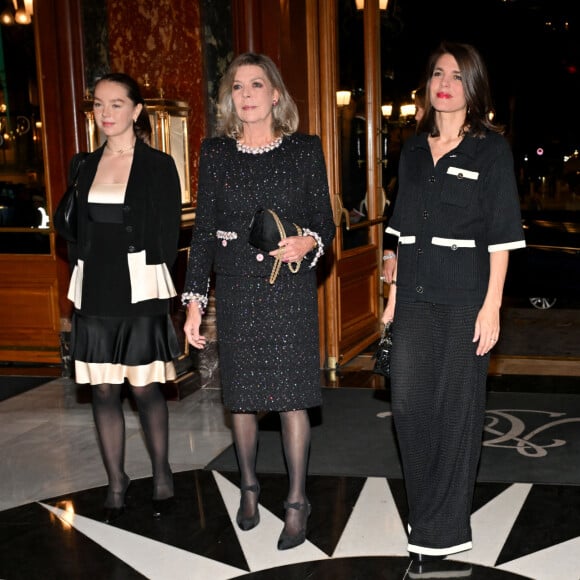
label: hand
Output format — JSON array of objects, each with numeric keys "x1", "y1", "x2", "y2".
[
  {"x1": 473, "y1": 304, "x2": 500, "y2": 356},
  {"x1": 184, "y1": 302, "x2": 207, "y2": 350},
  {"x1": 269, "y1": 235, "x2": 315, "y2": 263},
  {"x1": 381, "y1": 253, "x2": 397, "y2": 284}
]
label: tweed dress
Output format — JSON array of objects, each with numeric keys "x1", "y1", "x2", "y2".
[{"x1": 183, "y1": 134, "x2": 335, "y2": 412}]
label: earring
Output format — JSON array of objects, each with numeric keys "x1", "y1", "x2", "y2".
[{"x1": 273, "y1": 99, "x2": 278, "y2": 106}]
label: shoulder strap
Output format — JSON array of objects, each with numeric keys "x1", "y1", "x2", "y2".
[{"x1": 70, "y1": 152, "x2": 88, "y2": 185}]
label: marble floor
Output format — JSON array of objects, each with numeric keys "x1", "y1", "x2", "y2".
[{"x1": 1, "y1": 373, "x2": 579, "y2": 580}]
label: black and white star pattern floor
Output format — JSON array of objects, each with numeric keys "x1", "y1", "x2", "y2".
[{"x1": 0, "y1": 376, "x2": 579, "y2": 580}]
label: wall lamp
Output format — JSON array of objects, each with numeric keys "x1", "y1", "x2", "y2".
[
  {"x1": 355, "y1": 0, "x2": 389, "y2": 10},
  {"x1": 381, "y1": 104, "x2": 393, "y2": 118},
  {"x1": 336, "y1": 90, "x2": 352, "y2": 107}
]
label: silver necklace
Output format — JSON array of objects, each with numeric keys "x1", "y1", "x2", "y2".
[{"x1": 236, "y1": 135, "x2": 283, "y2": 155}]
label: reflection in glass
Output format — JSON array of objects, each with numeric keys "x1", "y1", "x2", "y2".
[
  {"x1": 0, "y1": 12, "x2": 49, "y2": 253},
  {"x1": 338, "y1": 0, "x2": 369, "y2": 250}
]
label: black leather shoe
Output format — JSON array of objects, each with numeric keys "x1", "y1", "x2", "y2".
[
  {"x1": 152, "y1": 496, "x2": 175, "y2": 518},
  {"x1": 102, "y1": 477, "x2": 131, "y2": 523},
  {"x1": 103, "y1": 506, "x2": 125, "y2": 523},
  {"x1": 409, "y1": 558, "x2": 473, "y2": 578},
  {"x1": 236, "y1": 483, "x2": 260, "y2": 531},
  {"x1": 277, "y1": 500, "x2": 311, "y2": 550},
  {"x1": 409, "y1": 552, "x2": 445, "y2": 563}
]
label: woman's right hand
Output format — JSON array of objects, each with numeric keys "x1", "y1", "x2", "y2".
[{"x1": 184, "y1": 302, "x2": 207, "y2": 349}]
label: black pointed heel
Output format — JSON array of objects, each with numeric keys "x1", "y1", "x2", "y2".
[
  {"x1": 277, "y1": 500, "x2": 311, "y2": 550},
  {"x1": 152, "y1": 496, "x2": 175, "y2": 518},
  {"x1": 103, "y1": 476, "x2": 131, "y2": 523},
  {"x1": 236, "y1": 483, "x2": 260, "y2": 531}
]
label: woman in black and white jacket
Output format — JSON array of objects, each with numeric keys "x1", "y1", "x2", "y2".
[
  {"x1": 66, "y1": 73, "x2": 181, "y2": 523},
  {"x1": 382, "y1": 42, "x2": 525, "y2": 573}
]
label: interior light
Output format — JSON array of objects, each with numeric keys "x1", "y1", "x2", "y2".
[
  {"x1": 0, "y1": 8, "x2": 14, "y2": 24},
  {"x1": 336, "y1": 90, "x2": 352, "y2": 107},
  {"x1": 355, "y1": 0, "x2": 389, "y2": 10},
  {"x1": 14, "y1": 8, "x2": 30, "y2": 24}
]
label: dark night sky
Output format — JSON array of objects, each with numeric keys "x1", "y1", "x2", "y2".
[
  {"x1": 386, "y1": 0, "x2": 580, "y2": 161},
  {"x1": 340, "y1": 0, "x2": 580, "y2": 165}
]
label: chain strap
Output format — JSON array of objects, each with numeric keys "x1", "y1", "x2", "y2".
[{"x1": 268, "y1": 209, "x2": 303, "y2": 284}]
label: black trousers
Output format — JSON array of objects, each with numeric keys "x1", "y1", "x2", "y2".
[{"x1": 390, "y1": 301, "x2": 490, "y2": 556}]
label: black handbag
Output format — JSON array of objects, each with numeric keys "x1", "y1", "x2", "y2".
[
  {"x1": 248, "y1": 208, "x2": 303, "y2": 284},
  {"x1": 53, "y1": 154, "x2": 87, "y2": 243},
  {"x1": 372, "y1": 322, "x2": 393, "y2": 377}
]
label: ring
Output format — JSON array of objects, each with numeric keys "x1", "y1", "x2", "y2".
[{"x1": 380, "y1": 276, "x2": 385, "y2": 281}]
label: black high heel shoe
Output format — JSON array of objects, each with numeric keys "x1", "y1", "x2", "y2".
[
  {"x1": 103, "y1": 476, "x2": 131, "y2": 523},
  {"x1": 152, "y1": 470, "x2": 175, "y2": 518},
  {"x1": 236, "y1": 483, "x2": 260, "y2": 531},
  {"x1": 277, "y1": 500, "x2": 311, "y2": 550},
  {"x1": 152, "y1": 496, "x2": 175, "y2": 518}
]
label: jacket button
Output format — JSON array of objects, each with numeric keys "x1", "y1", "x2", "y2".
[
  {"x1": 429, "y1": 176, "x2": 435, "y2": 183},
  {"x1": 417, "y1": 248, "x2": 423, "y2": 254},
  {"x1": 458, "y1": 173, "x2": 464, "y2": 179},
  {"x1": 416, "y1": 286, "x2": 424, "y2": 294},
  {"x1": 126, "y1": 225, "x2": 133, "y2": 233},
  {"x1": 423, "y1": 210, "x2": 428, "y2": 219},
  {"x1": 451, "y1": 244, "x2": 457, "y2": 250},
  {"x1": 128, "y1": 245, "x2": 136, "y2": 253}
]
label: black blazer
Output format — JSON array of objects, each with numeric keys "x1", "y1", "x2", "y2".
[{"x1": 67, "y1": 138, "x2": 181, "y2": 269}]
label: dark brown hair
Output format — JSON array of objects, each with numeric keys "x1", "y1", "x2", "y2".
[
  {"x1": 418, "y1": 41, "x2": 503, "y2": 138},
  {"x1": 94, "y1": 73, "x2": 152, "y2": 143}
]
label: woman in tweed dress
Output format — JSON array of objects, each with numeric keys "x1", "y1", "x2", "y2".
[{"x1": 182, "y1": 53, "x2": 334, "y2": 550}]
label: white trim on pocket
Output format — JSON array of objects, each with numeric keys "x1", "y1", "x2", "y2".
[
  {"x1": 385, "y1": 226, "x2": 400, "y2": 237},
  {"x1": 432, "y1": 236, "x2": 476, "y2": 248},
  {"x1": 399, "y1": 235, "x2": 416, "y2": 245},
  {"x1": 446, "y1": 166, "x2": 479, "y2": 180}
]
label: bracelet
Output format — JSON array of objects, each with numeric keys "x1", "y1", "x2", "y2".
[
  {"x1": 302, "y1": 228, "x2": 324, "y2": 269},
  {"x1": 383, "y1": 253, "x2": 396, "y2": 261},
  {"x1": 181, "y1": 291, "x2": 208, "y2": 314}
]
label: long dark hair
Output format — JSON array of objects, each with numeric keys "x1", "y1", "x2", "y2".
[
  {"x1": 94, "y1": 73, "x2": 152, "y2": 143},
  {"x1": 418, "y1": 41, "x2": 503, "y2": 138}
]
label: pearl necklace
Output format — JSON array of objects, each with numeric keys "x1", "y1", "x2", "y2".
[
  {"x1": 106, "y1": 142, "x2": 135, "y2": 155},
  {"x1": 236, "y1": 136, "x2": 283, "y2": 155}
]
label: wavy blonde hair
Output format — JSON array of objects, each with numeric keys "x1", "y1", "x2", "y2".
[{"x1": 216, "y1": 52, "x2": 299, "y2": 138}]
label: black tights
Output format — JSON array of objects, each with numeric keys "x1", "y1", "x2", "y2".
[
  {"x1": 92, "y1": 382, "x2": 173, "y2": 507},
  {"x1": 231, "y1": 409, "x2": 311, "y2": 533}
]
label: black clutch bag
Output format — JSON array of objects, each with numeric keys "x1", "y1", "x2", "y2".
[
  {"x1": 53, "y1": 154, "x2": 87, "y2": 243},
  {"x1": 248, "y1": 208, "x2": 303, "y2": 284},
  {"x1": 248, "y1": 208, "x2": 302, "y2": 252},
  {"x1": 373, "y1": 322, "x2": 393, "y2": 377}
]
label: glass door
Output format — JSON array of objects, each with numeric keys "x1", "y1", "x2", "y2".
[
  {"x1": 321, "y1": 0, "x2": 386, "y2": 368},
  {"x1": 0, "y1": 11, "x2": 49, "y2": 254}
]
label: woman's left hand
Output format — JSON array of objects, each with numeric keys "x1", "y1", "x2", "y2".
[
  {"x1": 473, "y1": 303, "x2": 500, "y2": 356},
  {"x1": 269, "y1": 235, "x2": 316, "y2": 263}
]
